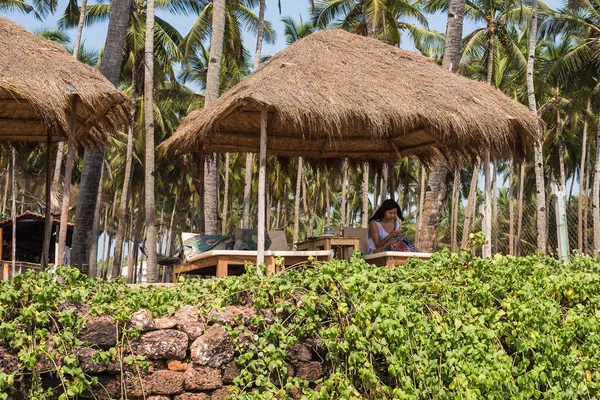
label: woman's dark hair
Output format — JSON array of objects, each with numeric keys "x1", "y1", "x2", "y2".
[{"x1": 369, "y1": 199, "x2": 403, "y2": 222}]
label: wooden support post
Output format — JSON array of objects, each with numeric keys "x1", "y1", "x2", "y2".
[
  {"x1": 257, "y1": 107, "x2": 268, "y2": 268},
  {"x1": 42, "y1": 131, "x2": 53, "y2": 271},
  {"x1": 216, "y1": 259, "x2": 228, "y2": 278},
  {"x1": 388, "y1": 160, "x2": 395, "y2": 201}
]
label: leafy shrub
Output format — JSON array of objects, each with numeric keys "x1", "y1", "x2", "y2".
[{"x1": 2, "y1": 245, "x2": 600, "y2": 399}]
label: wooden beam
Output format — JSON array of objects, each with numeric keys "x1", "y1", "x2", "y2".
[{"x1": 0, "y1": 117, "x2": 41, "y2": 125}]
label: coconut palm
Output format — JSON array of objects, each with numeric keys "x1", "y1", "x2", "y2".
[
  {"x1": 540, "y1": 2, "x2": 600, "y2": 254},
  {"x1": 313, "y1": 0, "x2": 444, "y2": 52},
  {"x1": 70, "y1": 0, "x2": 133, "y2": 271}
]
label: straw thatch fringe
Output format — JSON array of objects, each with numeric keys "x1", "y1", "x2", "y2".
[
  {"x1": 0, "y1": 17, "x2": 131, "y2": 147},
  {"x1": 160, "y1": 29, "x2": 539, "y2": 164}
]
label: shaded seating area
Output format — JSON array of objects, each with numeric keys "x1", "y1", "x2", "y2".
[
  {"x1": 160, "y1": 29, "x2": 539, "y2": 270},
  {"x1": 173, "y1": 230, "x2": 332, "y2": 280},
  {"x1": 0, "y1": 211, "x2": 74, "y2": 279}
]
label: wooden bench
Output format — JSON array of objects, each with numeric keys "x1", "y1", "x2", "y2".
[{"x1": 172, "y1": 230, "x2": 333, "y2": 280}]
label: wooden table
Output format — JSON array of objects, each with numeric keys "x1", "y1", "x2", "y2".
[{"x1": 295, "y1": 236, "x2": 361, "y2": 260}]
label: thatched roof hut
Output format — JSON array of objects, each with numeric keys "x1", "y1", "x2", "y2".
[
  {"x1": 0, "y1": 17, "x2": 130, "y2": 147},
  {"x1": 160, "y1": 29, "x2": 539, "y2": 162}
]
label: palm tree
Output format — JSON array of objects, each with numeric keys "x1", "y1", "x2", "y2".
[
  {"x1": 143, "y1": 0, "x2": 158, "y2": 282},
  {"x1": 281, "y1": 14, "x2": 316, "y2": 43},
  {"x1": 0, "y1": 0, "x2": 57, "y2": 20},
  {"x1": 313, "y1": 0, "x2": 443, "y2": 51},
  {"x1": 541, "y1": 2, "x2": 600, "y2": 254},
  {"x1": 70, "y1": 0, "x2": 133, "y2": 271},
  {"x1": 525, "y1": 0, "x2": 547, "y2": 253}
]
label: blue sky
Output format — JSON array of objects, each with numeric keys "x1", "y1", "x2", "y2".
[
  {"x1": 3, "y1": 1, "x2": 481, "y2": 61},
  {"x1": 4, "y1": 0, "x2": 564, "y2": 73}
]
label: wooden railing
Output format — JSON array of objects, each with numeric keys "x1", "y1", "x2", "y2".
[{"x1": 1, "y1": 261, "x2": 42, "y2": 280}]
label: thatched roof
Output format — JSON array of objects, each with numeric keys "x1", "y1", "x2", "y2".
[
  {"x1": 160, "y1": 29, "x2": 539, "y2": 162},
  {"x1": 0, "y1": 17, "x2": 130, "y2": 146}
]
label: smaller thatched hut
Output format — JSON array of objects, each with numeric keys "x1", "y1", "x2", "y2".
[{"x1": 0, "y1": 17, "x2": 130, "y2": 146}]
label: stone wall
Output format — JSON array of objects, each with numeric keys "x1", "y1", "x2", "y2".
[{"x1": 1, "y1": 305, "x2": 326, "y2": 399}]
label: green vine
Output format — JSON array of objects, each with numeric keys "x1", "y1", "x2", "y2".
[{"x1": 2, "y1": 242, "x2": 600, "y2": 399}]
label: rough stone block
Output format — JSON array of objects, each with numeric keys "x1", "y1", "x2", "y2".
[
  {"x1": 221, "y1": 361, "x2": 240, "y2": 384},
  {"x1": 210, "y1": 386, "x2": 233, "y2": 400},
  {"x1": 174, "y1": 393, "x2": 210, "y2": 400},
  {"x1": 295, "y1": 362, "x2": 324, "y2": 382},
  {"x1": 131, "y1": 309, "x2": 155, "y2": 331},
  {"x1": 148, "y1": 370, "x2": 184, "y2": 395},
  {"x1": 131, "y1": 329, "x2": 188, "y2": 360},
  {"x1": 287, "y1": 343, "x2": 312, "y2": 362},
  {"x1": 80, "y1": 315, "x2": 118, "y2": 348},
  {"x1": 190, "y1": 324, "x2": 234, "y2": 368},
  {"x1": 184, "y1": 365, "x2": 222, "y2": 390},
  {"x1": 175, "y1": 305, "x2": 206, "y2": 340}
]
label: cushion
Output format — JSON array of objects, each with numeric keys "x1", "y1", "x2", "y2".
[
  {"x1": 183, "y1": 233, "x2": 234, "y2": 260},
  {"x1": 233, "y1": 229, "x2": 272, "y2": 251}
]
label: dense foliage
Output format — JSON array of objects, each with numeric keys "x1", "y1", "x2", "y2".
[{"x1": 3, "y1": 242, "x2": 600, "y2": 399}]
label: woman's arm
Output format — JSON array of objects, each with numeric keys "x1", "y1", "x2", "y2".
[{"x1": 369, "y1": 221, "x2": 397, "y2": 253}]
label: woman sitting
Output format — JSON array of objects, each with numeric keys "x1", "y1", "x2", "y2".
[{"x1": 366, "y1": 199, "x2": 416, "y2": 254}]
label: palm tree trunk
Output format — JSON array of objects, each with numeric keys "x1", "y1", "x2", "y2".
[
  {"x1": 101, "y1": 206, "x2": 109, "y2": 275},
  {"x1": 509, "y1": 159, "x2": 514, "y2": 255},
  {"x1": 266, "y1": 184, "x2": 272, "y2": 230},
  {"x1": 417, "y1": 0, "x2": 465, "y2": 248},
  {"x1": 204, "y1": 155, "x2": 219, "y2": 234},
  {"x1": 421, "y1": 166, "x2": 449, "y2": 252},
  {"x1": 450, "y1": 166, "x2": 460, "y2": 252},
  {"x1": 302, "y1": 170, "x2": 308, "y2": 214},
  {"x1": 416, "y1": 163, "x2": 426, "y2": 247},
  {"x1": 242, "y1": 154, "x2": 253, "y2": 228},
  {"x1": 143, "y1": 0, "x2": 158, "y2": 282},
  {"x1": 526, "y1": 0, "x2": 546, "y2": 252},
  {"x1": 556, "y1": 107, "x2": 569, "y2": 245},
  {"x1": 52, "y1": 143, "x2": 64, "y2": 212},
  {"x1": 166, "y1": 188, "x2": 178, "y2": 256},
  {"x1": 341, "y1": 159, "x2": 348, "y2": 226},
  {"x1": 253, "y1": 0, "x2": 266, "y2": 70},
  {"x1": 362, "y1": 162, "x2": 369, "y2": 228},
  {"x1": 221, "y1": 153, "x2": 230, "y2": 235},
  {"x1": 483, "y1": 155, "x2": 492, "y2": 257},
  {"x1": 516, "y1": 162, "x2": 525, "y2": 255},
  {"x1": 492, "y1": 159, "x2": 498, "y2": 253},
  {"x1": 276, "y1": 197, "x2": 281, "y2": 229},
  {"x1": 584, "y1": 146, "x2": 591, "y2": 254},
  {"x1": 593, "y1": 114, "x2": 600, "y2": 255},
  {"x1": 373, "y1": 171, "x2": 379, "y2": 208},
  {"x1": 56, "y1": 130, "x2": 77, "y2": 265},
  {"x1": 578, "y1": 99, "x2": 590, "y2": 251},
  {"x1": 11, "y1": 146, "x2": 16, "y2": 277},
  {"x1": 461, "y1": 161, "x2": 480, "y2": 249},
  {"x1": 443, "y1": 0, "x2": 465, "y2": 74},
  {"x1": 127, "y1": 199, "x2": 135, "y2": 282},
  {"x1": 381, "y1": 164, "x2": 388, "y2": 201},
  {"x1": 203, "y1": 0, "x2": 226, "y2": 234},
  {"x1": 72, "y1": 0, "x2": 88, "y2": 57},
  {"x1": 87, "y1": 165, "x2": 104, "y2": 278},
  {"x1": 70, "y1": 0, "x2": 132, "y2": 268},
  {"x1": 293, "y1": 157, "x2": 303, "y2": 248},
  {"x1": 325, "y1": 166, "x2": 331, "y2": 227},
  {"x1": 111, "y1": 67, "x2": 137, "y2": 277}
]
